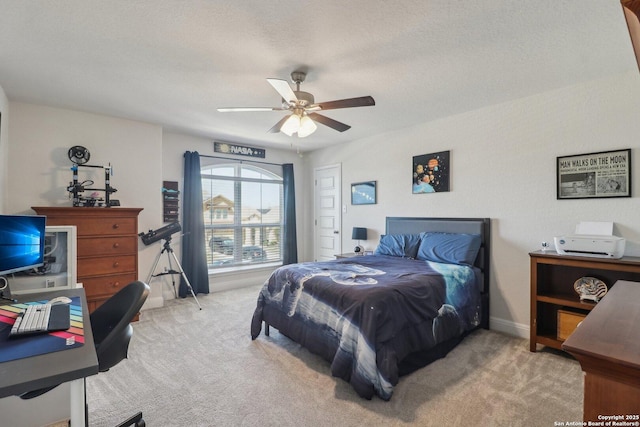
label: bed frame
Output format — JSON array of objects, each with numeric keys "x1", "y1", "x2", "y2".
[
  {"x1": 256, "y1": 216, "x2": 492, "y2": 397},
  {"x1": 385, "y1": 217, "x2": 491, "y2": 329},
  {"x1": 263, "y1": 217, "x2": 491, "y2": 336}
]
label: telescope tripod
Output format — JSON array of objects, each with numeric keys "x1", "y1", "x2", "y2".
[{"x1": 147, "y1": 237, "x2": 202, "y2": 310}]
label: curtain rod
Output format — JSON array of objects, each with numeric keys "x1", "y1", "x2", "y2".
[{"x1": 198, "y1": 154, "x2": 283, "y2": 167}]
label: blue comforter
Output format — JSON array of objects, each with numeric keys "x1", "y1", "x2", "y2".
[{"x1": 251, "y1": 255, "x2": 480, "y2": 400}]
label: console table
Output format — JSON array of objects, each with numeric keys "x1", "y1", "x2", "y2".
[
  {"x1": 562, "y1": 280, "x2": 640, "y2": 421},
  {"x1": 529, "y1": 251, "x2": 640, "y2": 352}
]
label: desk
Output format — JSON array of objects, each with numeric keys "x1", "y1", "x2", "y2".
[
  {"x1": 562, "y1": 280, "x2": 640, "y2": 421},
  {"x1": 0, "y1": 288, "x2": 99, "y2": 426}
]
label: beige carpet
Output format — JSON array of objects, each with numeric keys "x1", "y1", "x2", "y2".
[{"x1": 86, "y1": 284, "x2": 583, "y2": 426}]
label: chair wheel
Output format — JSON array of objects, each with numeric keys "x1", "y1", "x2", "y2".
[{"x1": 115, "y1": 411, "x2": 144, "y2": 427}]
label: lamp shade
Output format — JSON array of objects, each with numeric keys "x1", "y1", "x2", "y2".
[
  {"x1": 280, "y1": 114, "x2": 301, "y2": 136},
  {"x1": 297, "y1": 115, "x2": 317, "y2": 138},
  {"x1": 352, "y1": 227, "x2": 367, "y2": 240}
]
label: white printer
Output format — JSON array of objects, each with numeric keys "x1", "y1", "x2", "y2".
[
  {"x1": 554, "y1": 234, "x2": 626, "y2": 259},
  {"x1": 554, "y1": 221, "x2": 626, "y2": 259}
]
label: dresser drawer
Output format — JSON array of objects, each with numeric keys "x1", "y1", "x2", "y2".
[
  {"x1": 64, "y1": 217, "x2": 138, "y2": 236},
  {"x1": 77, "y1": 236, "x2": 137, "y2": 256},
  {"x1": 82, "y1": 273, "x2": 137, "y2": 299},
  {"x1": 78, "y1": 255, "x2": 136, "y2": 277}
]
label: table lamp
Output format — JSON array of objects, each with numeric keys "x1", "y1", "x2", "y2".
[{"x1": 352, "y1": 227, "x2": 367, "y2": 254}]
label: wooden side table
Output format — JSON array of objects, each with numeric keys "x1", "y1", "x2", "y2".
[
  {"x1": 529, "y1": 251, "x2": 640, "y2": 352},
  {"x1": 335, "y1": 253, "x2": 361, "y2": 259}
]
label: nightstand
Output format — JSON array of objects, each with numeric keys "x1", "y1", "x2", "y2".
[
  {"x1": 335, "y1": 252, "x2": 361, "y2": 259},
  {"x1": 529, "y1": 250, "x2": 640, "y2": 353}
]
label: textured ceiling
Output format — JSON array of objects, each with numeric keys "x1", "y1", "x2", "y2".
[{"x1": 0, "y1": 1, "x2": 637, "y2": 152}]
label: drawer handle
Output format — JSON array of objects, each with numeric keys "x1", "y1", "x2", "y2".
[
  {"x1": 113, "y1": 223, "x2": 119, "y2": 229},
  {"x1": 113, "y1": 243, "x2": 120, "y2": 248},
  {"x1": 113, "y1": 262, "x2": 120, "y2": 268},
  {"x1": 112, "y1": 282, "x2": 120, "y2": 288}
]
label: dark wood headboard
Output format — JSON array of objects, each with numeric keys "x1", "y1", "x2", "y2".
[{"x1": 386, "y1": 217, "x2": 491, "y2": 329}]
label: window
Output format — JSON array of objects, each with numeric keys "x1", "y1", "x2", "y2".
[{"x1": 201, "y1": 161, "x2": 283, "y2": 268}]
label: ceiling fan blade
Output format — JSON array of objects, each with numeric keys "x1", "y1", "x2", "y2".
[
  {"x1": 217, "y1": 107, "x2": 285, "y2": 112},
  {"x1": 267, "y1": 78, "x2": 298, "y2": 105},
  {"x1": 268, "y1": 115, "x2": 291, "y2": 133},
  {"x1": 308, "y1": 113, "x2": 351, "y2": 132},
  {"x1": 316, "y1": 96, "x2": 375, "y2": 111}
]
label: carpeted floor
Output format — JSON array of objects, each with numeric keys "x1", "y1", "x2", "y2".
[{"x1": 86, "y1": 284, "x2": 583, "y2": 426}]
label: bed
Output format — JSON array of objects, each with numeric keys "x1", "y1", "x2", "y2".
[{"x1": 250, "y1": 217, "x2": 490, "y2": 400}]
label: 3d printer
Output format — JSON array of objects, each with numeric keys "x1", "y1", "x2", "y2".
[{"x1": 66, "y1": 145, "x2": 119, "y2": 207}]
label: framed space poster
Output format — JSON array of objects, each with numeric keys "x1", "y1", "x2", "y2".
[
  {"x1": 351, "y1": 181, "x2": 377, "y2": 205},
  {"x1": 557, "y1": 149, "x2": 631, "y2": 199},
  {"x1": 412, "y1": 150, "x2": 450, "y2": 194}
]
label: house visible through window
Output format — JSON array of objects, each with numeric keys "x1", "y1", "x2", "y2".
[{"x1": 201, "y1": 161, "x2": 283, "y2": 268}]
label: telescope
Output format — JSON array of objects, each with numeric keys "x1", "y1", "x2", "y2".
[
  {"x1": 142, "y1": 221, "x2": 202, "y2": 309},
  {"x1": 139, "y1": 222, "x2": 181, "y2": 246}
]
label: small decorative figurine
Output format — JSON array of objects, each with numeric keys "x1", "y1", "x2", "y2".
[{"x1": 573, "y1": 277, "x2": 608, "y2": 303}]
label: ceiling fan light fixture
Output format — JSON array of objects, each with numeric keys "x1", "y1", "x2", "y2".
[
  {"x1": 297, "y1": 115, "x2": 317, "y2": 138},
  {"x1": 281, "y1": 114, "x2": 301, "y2": 136},
  {"x1": 221, "y1": 71, "x2": 375, "y2": 136}
]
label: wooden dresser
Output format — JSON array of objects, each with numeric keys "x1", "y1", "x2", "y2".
[{"x1": 32, "y1": 206, "x2": 143, "y2": 312}]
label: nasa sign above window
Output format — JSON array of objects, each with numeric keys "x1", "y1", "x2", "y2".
[{"x1": 213, "y1": 141, "x2": 266, "y2": 158}]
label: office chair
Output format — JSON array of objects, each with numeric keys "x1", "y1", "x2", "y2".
[{"x1": 20, "y1": 280, "x2": 150, "y2": 427}]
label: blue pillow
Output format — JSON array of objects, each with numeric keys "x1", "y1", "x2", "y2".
[
  {"x1": 416, "y1": 232, "x2": 481, "y2": 265},
  {"x1": 374, "y1": 234, "x2": 421, "y2": 258}
]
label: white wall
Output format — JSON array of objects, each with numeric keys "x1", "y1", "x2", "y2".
[
  {"x1": 5, "y1": 102, "x2": 165, "y2": 308},
  {"x1": 0, "y1": 83, "x2": 9, "y2": 213},
  {"x1": 2, "y1": 102, "x2": 308, "y2": 305},
  {"x1": 305, "y1": 71, "x2": 640, "y2": 337}
]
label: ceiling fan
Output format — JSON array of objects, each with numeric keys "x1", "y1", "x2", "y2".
[{"x1": 217, "y1": 71, "x2": 375, "y2": 137}]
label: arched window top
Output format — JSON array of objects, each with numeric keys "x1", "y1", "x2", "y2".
[{"x1": 201, "y1": 162, "x2": 282, "y2": 181}]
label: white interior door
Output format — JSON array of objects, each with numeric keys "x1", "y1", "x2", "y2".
[{"x1": 314, "y1": 164, "x2": 342, "y2": 261}]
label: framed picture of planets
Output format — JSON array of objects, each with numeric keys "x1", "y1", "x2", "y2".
[
  {"x1": 351, "y1": 181, "x2": 377, "y2": 205},
  {"x1": 412, "y1": 150, "x2": 450, "y2": 194}
]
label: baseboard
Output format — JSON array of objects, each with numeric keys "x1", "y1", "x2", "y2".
[
  {"x1": 141, "y1": 295, "x2": 164, "y2": 310},
  {"x1": 489, "y1": 316, "x2": 529, "y2": 339},
  {"x1": 208, "y1": 265, "x2": 276, "y2": 293}
]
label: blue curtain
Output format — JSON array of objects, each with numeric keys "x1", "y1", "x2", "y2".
[
  {"x1": 180, "y1": 151, "x2": 209, "y2": 296},
  {"x1": 282, "y1": 163, "x2": 298, "y2": 265}
]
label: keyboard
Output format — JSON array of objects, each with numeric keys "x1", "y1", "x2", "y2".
[{"x1": 9, "y1": 303, "x2": 71, "y2": 338}]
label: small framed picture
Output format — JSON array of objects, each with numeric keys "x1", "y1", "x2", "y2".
[
  {"x1": 413, "y1": 150, "x2": 450, "y2": 194},
  {"x1": 351, "y1": 181, "x2": 376, "y2": 205},
  {"x1": 557, "y1": 149, "x2": 631, "y2": 199}
]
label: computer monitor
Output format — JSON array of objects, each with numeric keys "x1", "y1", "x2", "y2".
[{"x1": 0, "y1": 214, "x2": 47, "y2": 277}]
